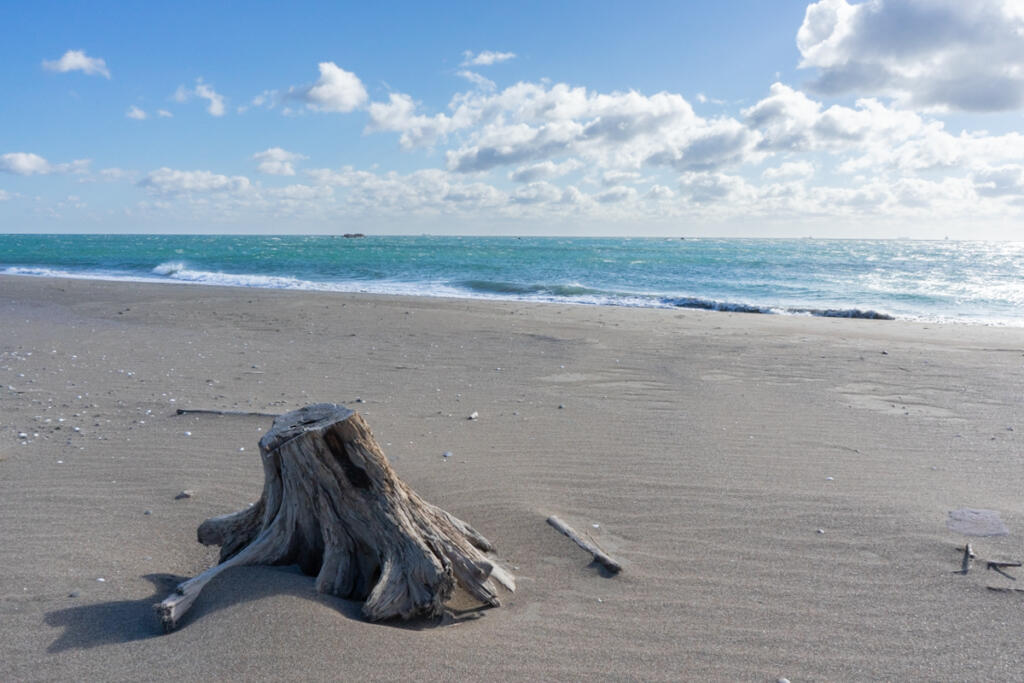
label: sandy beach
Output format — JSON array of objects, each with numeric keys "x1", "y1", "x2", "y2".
[{"x1": 2, "y1": 274, "x2": 1023, "y2": 681}]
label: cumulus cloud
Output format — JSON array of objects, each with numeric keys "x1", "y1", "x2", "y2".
[
  {"x1": 305, "y1": 166, "x2": 511, "y2": 214},
  {"x1": 252, "y1": 147, "x2": 307, "y2": 176},
  {"x1": 509, "y1": 159, "x2": 581, "y2": 183},
  {"x1": 645, "y1": 184, "x2": 675, "y2": 200},
  {"x1": 972, "y1": 165, "x2": 1024, "y2": 198},
  {"x1": 0, "y1": 189, "x2": 10, "y2": 201},
  {"x1": 173, "y1": 79, "x2": 226, "y2": 116},
  {"x1": 296, "y1": 62, "x2": 367, "y2": 113},
  {"x1": 595, "y1": 185, "x2": 637, "y2": 203},
  {"x1": 601, "y1": 170, "x2": 643, "y2": 186},
  {"x1": 512, "y1": 181, "x2": 563, "y2": 204},
  {"x1": 442, "y1": 181, "x2": 506, "y2": 208},
  {"x1": 462, "y1": 50, "x2": 516, "y2": 66},
  {"x1": 366, "y1": 93, "x2": 474, "y2": 149},
  {"x1": 157, "y1": 109, "x2": 173, "y2": 118},
  {"x1": 42, "y1": 50, "x2": 110, "y2": 78},
  {"x1": 762, "y1": 160, "x2": 815, "y2": 179},
  {"x1": 436, "y1": 83, "x2": 760, "y2": 175},
  {"x1": 126, "y1": 105, "x2": 147, "y2": 120},
  {"x1": 797, "y1": 0, "x2": 1024, "y2": 111},
  {"x1": 138, "y1": 168, "x2": 252, "y2": 195},
  {"x1": 678, "y1": 172, "x2": 755, "y2": 205},
  {"x1": 269, "y1": 184, "x2": 334, "y2": 200},
  {"x1": 0, "y1": 152, "x2": 89, "y2": 175},
  {"x1": 745, "y1": 82, "x2": 929, "y2": 154},
  {"x1": 1, "y1": 152, "x2": 51, "y2": 175}
]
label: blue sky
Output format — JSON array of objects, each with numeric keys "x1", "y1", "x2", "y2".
[{"x1": 2, "y1": 0, "x2": 1024, "y2": 238}]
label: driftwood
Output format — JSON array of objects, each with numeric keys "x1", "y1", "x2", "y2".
[
  {"x1": 958, "y1": 543, "x2": 975, "y2": 575},
  {"x1": 546, "y1": 515, "x2": 622, "y2": 574},
  {"x1": 156, "y1": 403, "x2": 514, "y2": 631},
  {"x1": 987, "y1": 560, "x2": 1021, "y2": 581},
  {"x1": 176, "y1": 408, "x2": 279, "y2": 418},
  {"x1": 987, "y1": 560, "x2": 1022, "y2": 569}
]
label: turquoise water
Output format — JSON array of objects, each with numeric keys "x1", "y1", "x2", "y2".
[{"x1": 1, "y1": 234, "x2": 1022, "y2": 325}]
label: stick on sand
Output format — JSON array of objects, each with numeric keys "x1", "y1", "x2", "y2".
[
  {"x1": 547, "y1": 515, "x2": 622, "y2": 574},
  {"x1": 176, "y1": 408, "x2": 279, "y2": 418}
]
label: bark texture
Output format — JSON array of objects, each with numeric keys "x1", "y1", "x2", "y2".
[{"x1": 156, "y1": 403, "x2": 514, "y2": 631}]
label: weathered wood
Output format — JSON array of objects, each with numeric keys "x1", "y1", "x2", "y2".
[
  {"x1": 957, "y1": 543, "x2": 974, "y2": 575},
  {"x1": 176, "y1": 408, "x2": 279, "y2": 417},
  {"x1": 156, "y1": 403, "x2": 514, "y2": 631},
  {"x1": 987, "y1": 560, "x2": 1022, "y2": 569},
  {"x1": 546, "y1": 515, "x2": 622, "y2": 574}
]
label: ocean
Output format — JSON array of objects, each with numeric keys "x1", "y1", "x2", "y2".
[{"x1": 1, "y1": 234, "x2": 1022, "y2": 326}]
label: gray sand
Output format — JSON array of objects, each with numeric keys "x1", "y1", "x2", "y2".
[{"x1": 1, "y1": 275, "x2": 1022, "y2": 681}]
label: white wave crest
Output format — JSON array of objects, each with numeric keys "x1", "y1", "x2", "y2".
[{"x1": 152, "y1": 261, "x2": 187, "y2": 276}]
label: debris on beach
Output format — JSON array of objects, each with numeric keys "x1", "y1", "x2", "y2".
[
  {"x1": 467, "y1": 411, "x2": 479, "y2": 420},
  {"x1": 547, "y1": 515, "x2": 622, "y2": 574},
  {"x1": 174, "y1": 490, "x2": 194, "y2": 500},
  {"x1": 952, "y1": 542, "x2": 1023, "y2": 583}
]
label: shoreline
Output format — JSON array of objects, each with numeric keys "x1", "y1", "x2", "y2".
[
  {"x1": 2, "y1": 275, "x2": 1023, "y2": 680},
  {"x1": 0, "y1": 270, "x2": 1015, "y2": 327}
]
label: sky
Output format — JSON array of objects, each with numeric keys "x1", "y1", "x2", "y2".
[{"x1": 2, "y1": 0, "x2": 1024, "y2": 238}]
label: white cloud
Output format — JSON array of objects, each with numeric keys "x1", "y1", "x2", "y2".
[
  {"x1": 462, "y1": 50, "x2": 516, "y2": 67},
  {"x1": 762, "y1": 160, "x2": 815, "y2": 179},
  {"x1": 157, "y1": 109, "x2": 173, "y2": 118},
  {"x1": 1, "y1": 152, "x2": 51, "y2": 175},
  {"x1": 679, "y1": 172, "x2": 756, "y2": 205},
  {"x1": 99, "y1": 168, "x2": 134, "y2": 181},
  {"x1": 972, "y1": 165, "x2": 1024, "y2": 198},
  {"x1": 443, "y1": 182, "x2": 506, "y2": 207},
  {"x1": 367, "y1": 93, "x2": 468, "y2": 149},
  {"x1": 298, "y1": 62, "x2": 367, "y2": 113},
  {"x1": 512, "y1": 181, "x2": 562, "y2": 204},
  {"x1": 645, "y1": 184, "x2": 675, "y2": 200},
  {"x1": 797, "y1": 0, "x2": 1024, "y2": 111},
  {"x1": 0, "y1": 152, "x2": 89, "y2": 175},
  {"x1": 601, "y1": 170, "x2": 643, "y2": 186},
  {"x1": 126, "y1": 105, "x2": 147, "y2": 120},
  {"x1": 595, "y1": 185, "x2": 638, "y2": 204},
  {"x1": 194, "y1": 80, "x2": 226, "y2": 116},
  {"x1": 138, "y1": 168, "x2": 252, "y2": 195},
  {"x1": 744, "y1": 82, "x2": 931, "y2": 156},
  {"x1": 437, "y1": 83, "x2": 760, "y2": 175},
  {"x1": 457, "y1": 70, "x2": 496, "y2": 91},
  {"x1": 252, "y1": 147, "x2": 307, "y2": 176},
  {"x1": 42, "y1": 50, "x2": 110, "y2": 78},
  {"x1": 172, "y1": 79, "x2": 226, "y2": 116},
  {"x1": 269, "y1": 184, "x2": 334, "y2": 200},
  {"x1": 0, "y1": 189, "x2": 10, "y2": 201},
  {"x1": 509, "y1": 159, "x2": 581, "y2": 183},
  {"x1": 696, "y1": 93, "x2": 725, "y2": 105}
]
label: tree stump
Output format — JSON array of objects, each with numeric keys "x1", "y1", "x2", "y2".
[{"x1": 155, "y1": 403, "x2": 514, "y2": 631}]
